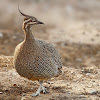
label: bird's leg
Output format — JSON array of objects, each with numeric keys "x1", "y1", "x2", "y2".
[
  {"x1": 32, "y1": 80, "x2": 43, "y2": 96},
  {"x1": 32, "y1": 80, "x2": 49, "y2": 96}
]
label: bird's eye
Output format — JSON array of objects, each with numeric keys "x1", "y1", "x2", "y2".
[
  {"x1": 30, "y1": 20, "x2": 33, "y2": 22},
  {"x1": 24, "y1": 17, "x2": 29, "y2": 21}
]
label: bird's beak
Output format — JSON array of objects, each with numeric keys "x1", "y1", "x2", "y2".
[{"x1": 37, "y1": 21, "x2": 44, "y2": 25}]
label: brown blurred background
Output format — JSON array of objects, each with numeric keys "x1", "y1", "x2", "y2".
[{"x1": 0, "y1": 0, "x2": 100, "y2": 68}]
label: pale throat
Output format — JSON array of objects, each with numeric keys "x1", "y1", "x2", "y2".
[{"x1": 24, "y1": 25, "x2": 35, "y2": 42}]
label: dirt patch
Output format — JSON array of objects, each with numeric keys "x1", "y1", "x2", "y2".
[{"x1": 0, "y1": 55, "x2": 100, "y2": 100}]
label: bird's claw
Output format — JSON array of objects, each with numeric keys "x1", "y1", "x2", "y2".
[
  {"x1": 42, "y1": 87, "x2": 49, "y2": 94},
  {"x1": 31, "y1": 93, "x2": 41, "y2": 97}
]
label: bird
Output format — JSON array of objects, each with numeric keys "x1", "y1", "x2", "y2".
[{"x1": 13, "y1": 7, "x2": 63, "y2": 96}]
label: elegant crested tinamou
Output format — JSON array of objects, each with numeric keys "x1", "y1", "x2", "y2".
[{"x1": 13, "y1": 7, "x2": 62, "y2": 96}]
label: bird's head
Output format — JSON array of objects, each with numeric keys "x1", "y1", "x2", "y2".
[{"x1": 18, "y1": 6, "x2": 44, "y2": 29}]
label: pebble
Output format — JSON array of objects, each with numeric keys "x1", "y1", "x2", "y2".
[
  {"x1": 86, "y1": 73, "x2": 91, "y2": 75},
  {"x1": 82, "y1": 32, "x2": 86, "y2": 35},
  {"x1": 96, "y1": 34, "x2": 99, "y2": 37},
  {"x1": 5, "y1": 89, "x2": 8, "y2": 92},
  {"x1": 12, "y1": 35, "x2": 17, "y2": 39},
  {"x1": 47, "y1": 81, "x2": 51, "y2": 84},
  {"x1": 92, "y1": 80, "x2": 95, "y2": 82},
  {"x1": 67, "y1": 91, "x2": 71, "y2": 94},
  {"x1": 91, "y1": 38, "x2": 95, "y2": 41},
  {"x1": 49, "y1": 99, "x2": 56, "y2": 100},
  {"x1": 79, "y1": 95, "x2": 86, "y2": 99},
  {"x1": 22, "y1": 93, "x2": 26, "y2": 96},
  {"x1": 13, "y1": 84, "x2": 17, "y2": 86},
  {"x1": 0, "y1": 32, "x2": 3, "y2": 38},
  {"x1": 65, "y1": 5, "x2": 73, "y2": 14},
  {"x1": 76, "y1": 58, "x2": 83, "y2": 62},
  {"x1": 52, "y1": 86, "x2": 60, "y2": 90},
  {"x1": 48, "y1": 82, "x2": 54, "y2": 84},
  {"x1": 88, "y1": 90, "x2": 98, "y2": 95},
  {"x1": 0, "y1": 92, "x2": 3, "y2": 94},
  {"x1": 21, "y1": 97, "x2": 26, "y2": 100},
  {"x1": 31, "y1": 88, "x2": 33, "y2": 90}
]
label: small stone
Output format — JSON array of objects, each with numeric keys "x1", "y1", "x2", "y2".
[
  {"x1": 52, "y1": 86, "x2": 60, "y2": 90},
  {"x1": 21, "y1": 97, "x2": 26, "y2": 100},
  {"x1": 13, "y1": 84, "x2": 17, "y2": 86},
  {"x1": 86, "y1": 73, "x2": 91, "y2": 75},
  {"x1": 82, "y1": 32, "x2": 86, "y2": 35},
  {"x1": 47, "y1": 81, "x2": 51, "y2": 84},
  {"x1": 31, "y1": 88, "x2": 33, "y2": 90},
  {"x1": 79, "y1": 95, "x2": 85, "y2": 99},
  {"x1": 49, "y1": 99, "x2": 55, "y2": 100},
  {"x1": 65, "y1": 5, "x2": 73, "y2": 14},
  {"x1": 22, "y1": 93, "x2": 26, "y2": 96},
  {"x1": 95, "y1": 97, "x2": 98, "y2": 99},
  {"x1": 67, "y1": 91, "x2": 71, "y2": 94},
  {"x1": 96, "y1": 34, "x2": 99, "y2": 37},
  {"x1": 12, "y1": 36, "x2": 17, "y2": 39},
  {"x1": 92, "y1": 80, "x2": 95, "y2": 82},
  {"x1": 5, "y1": 89, "x2": 8, "y2": 92},
  {"x1": 0, "y1": 32, "x2": 3, "y2": 38},
  {"x1": 97, "y1": 84, "x2": 99, "y2": 86},
  {"x1": 91, "y1": 38, "x2": 95, "y2": 41},
  {"x1": 76, "y1": 58, "x2": 83, "y2": 62},
  {"x1": 88, "y1": 90, "x2": 98, "y2": 95},
  {"x1": 49, "y1": 82, "x2": 54, "y2": 84},
  {"x1": 0, "y1": 92, "x2": 3, "y2": 94}
]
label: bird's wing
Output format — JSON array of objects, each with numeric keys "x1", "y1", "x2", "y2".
[
  {"x1": 45, "y1": 43, "x2": 62, "y2": 69},
  {"x1": 37, "y1": 40, "x2": 62, "y2": 69}
]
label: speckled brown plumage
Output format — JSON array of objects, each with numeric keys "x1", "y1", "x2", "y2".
[{"x1": 13, "y1": 9, "x2": 62, "y2": 96}]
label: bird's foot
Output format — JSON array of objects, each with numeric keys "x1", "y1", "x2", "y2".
[
  {"x1": 31, "y1": 85, "x2": 41, "y2": 97},
  {"x1": 31, "y1": 80, "x2": 49, "y2": 97},
  {"x1": 42, "y1": 86, "x2": 49, "y2": 94},
  {"x1": 31, "y1": 92, "x2": 41, "y2": 97}
]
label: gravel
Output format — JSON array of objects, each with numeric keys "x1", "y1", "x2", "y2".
[{"x1": 88, "y1": 90, "x2": 98, "y2": 95}]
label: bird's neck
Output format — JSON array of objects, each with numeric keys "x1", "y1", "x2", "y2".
[{"x1": 24, "y1": 26, "x2": 35, "y2": 43}]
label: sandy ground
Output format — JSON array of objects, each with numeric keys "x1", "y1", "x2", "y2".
[{"x1": 0, "y1": 0, "x2": 100, "y2": 100}]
